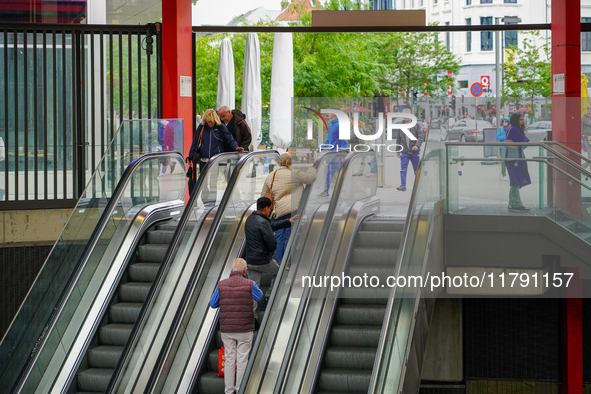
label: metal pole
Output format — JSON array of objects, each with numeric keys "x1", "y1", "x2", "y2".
[{"x1": 495, "y1": 17, "x2": 501, "y2": 129}]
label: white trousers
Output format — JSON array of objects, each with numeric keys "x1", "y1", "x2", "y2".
[{"x1": 221, "y1": 331, "x2": 254, "y2": 394}]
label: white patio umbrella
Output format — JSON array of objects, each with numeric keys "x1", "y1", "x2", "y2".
[
  {"x1": 269, "y1": 21, "x2": 293, "y2": 150},
  {"x1": 216, "y1": 37, "x2": 235, "y2": 110},
  {"x1": 242, "y1": 33, "x2": 262, "y2": 148}
]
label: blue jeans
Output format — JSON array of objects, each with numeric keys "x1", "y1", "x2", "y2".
[
  {"x1": 509, "y1": 185, "x2": 523, "y2": 208},
  {"x1": 400, "y1": 151, "x2": 420, "y2": 187},
  {"x1": 324, "y1": 157, "x2": 343, "y2": 193},
  {"x1": 272, "y1": 212, "x2": 293, "y2": 264},
  {"x1": 370, "y1": 157, "x2": 377, "y2": 173}
]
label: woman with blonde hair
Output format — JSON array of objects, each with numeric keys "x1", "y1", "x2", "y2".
[
  {"x1": 261, "y1": 152, "x2": 317, "y2": 263},
  {"x1": 187, "y1": 109, "x2": 243, "y2": 204}
]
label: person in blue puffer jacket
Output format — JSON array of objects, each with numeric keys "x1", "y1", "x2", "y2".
[
  {"x1": 496, "y1": 117, "x2": 510, "y2": 181},
  {"x1": 188, "y1": 109, "x2": 243, "y2": 204}
]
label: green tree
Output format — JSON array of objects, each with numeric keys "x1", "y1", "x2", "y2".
[{"x1": 501, "y1": 31, "x2": 551, "y2": 112}]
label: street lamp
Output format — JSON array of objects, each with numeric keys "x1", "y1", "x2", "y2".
[{"x1": 495, "y1": 16, "x2": 521, "y2": 129}]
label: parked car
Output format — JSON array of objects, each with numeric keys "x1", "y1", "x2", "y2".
[
  {"x1": 525, "y1": 121, "x2": 551, "y2": 142},
  {"x1": 448, "y1": 119, "x2": 493, "y2": 142}
]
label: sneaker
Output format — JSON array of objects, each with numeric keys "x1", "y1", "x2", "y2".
[
  {"x1": 396, "y1": 186, "x2": 406, "y2": 191},
  {"x1": 353, "y1": 170, "x2": 363, "y2": 177},
  {"x1": 365, "y1": 173, "x2": 377, "y2": 178},
  {"x1": 509, "y1": 206, "x2": 530, "y2": 212},
  {"x1": 318, "y1": 191, "x2": 329, "y2": 197},
  {"x1": 502, "y1": 176, "x2": 507, "y2": 181}
]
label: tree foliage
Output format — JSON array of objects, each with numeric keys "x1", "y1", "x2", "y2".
[{"x1": 501, "y1": 31, "x2": 551, "y2": 111}]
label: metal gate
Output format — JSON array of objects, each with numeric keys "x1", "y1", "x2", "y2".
[{"x1": 0, "y1": 22, "x2": 162, "y2": 210}]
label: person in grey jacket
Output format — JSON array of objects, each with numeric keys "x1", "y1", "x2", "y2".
[
  {"x1": 244, "y1": 197, "x2": 298, "y2": 310},
  {"x1": 396, "y1": 109, "x2": 424, "y2": 191}
]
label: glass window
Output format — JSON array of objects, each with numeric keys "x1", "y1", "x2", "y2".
[
  {"x1": 481, "y1": 17, "x2": 493, "y2": 51},
  {"x1": 466, "y1": 18, "x2": 472, "y2": 52},
  {"x1": 480, "y1": 0, "x2": 492, "y2": 3},
  {"x1": 583, "y1": 18, "x2": 591, "y2": 51},
  {"x1": 505, "y1": 17, "x2": 518, "y2": 47},
  {"x1": 459, "y1": 80, "x2": 469, "y2": 89},
  {"x1": 446, "y1": 22, "x2": 450, "y2": 51},
  {"x1": 467, "y1": 0, "x2": 472, "y2": 4},
  {"x1": 504, "y1": 0, "x2": 517, "y2": 3}
]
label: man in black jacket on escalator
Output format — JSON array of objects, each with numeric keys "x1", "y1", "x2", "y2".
[{"x1": 244, "y1": 197, "x2": 298, "y2": 310}]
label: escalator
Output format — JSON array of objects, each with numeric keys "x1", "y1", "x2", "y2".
[
  {"x1": 313, "y1": 218, "x2": 404, "y2": 394},
  {"x1": 75, "y1": 220, "x2": 182, "y2": 393},
  {"x1": 108, "y1": 151, "x2": 350, "y2": 394}
]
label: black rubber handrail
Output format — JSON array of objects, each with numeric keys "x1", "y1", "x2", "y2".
[
  {"x1": 143, "y1": 150, "x2": 280, "y2": 394},
  {"x1": 105, "y1": 152, "x2": 244, "y2": 394},
  {"x1": 7, "y1": 150, "x2": 183, "y2": 394}
]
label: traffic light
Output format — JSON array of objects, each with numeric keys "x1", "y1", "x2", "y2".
[
  {"x1": 450, "y1": 95, "x2": 456, "y2": 110},
  {"x1": 413, "y1": 90, "x2": 418, "y2": 104}
]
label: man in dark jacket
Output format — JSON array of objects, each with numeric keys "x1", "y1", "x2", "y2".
[
  {"x1": 396, "y1": 109, "x2": 424, "y2": 191},
  {"x1": 218, "y1": 106, "x2": 253, "y2": 151},
  {"x1": 245, "y1": 197, "x2": 298, "y2": 309},
  {"x1": 210, "y1": 258, "x2": 263, "y2": 394}
]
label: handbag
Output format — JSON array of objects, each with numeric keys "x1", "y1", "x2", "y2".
[
  {"x1": 191, "y1": 125, "x2": 204, "y2": 164},
  {"x1": 186, "y1": 163, "x2": 196, "y2": 195},
  {"x1": 263, "y1": 170, "x2": 278, "y2": 213},
  {"x1": 218, "y1": 346, "x2": 226, "y2": 377}
]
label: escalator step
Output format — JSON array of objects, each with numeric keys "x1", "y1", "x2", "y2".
[
  {"x1": 356, "y1": 230, "x2": 402, "y2": 249},
  {"x1": 128, "y1": 262, "x2": 161, "y2": 282},
  {"x1": 156, "y1": 222, "x2": 183, "y2": 232},
  {"x1": 325, "y1": 346, "x2": 377, "y2": 369},
  {"x1": 346, "y1": 265, "x2": 395, "y2": 281},
  {"x1": 77, "y1": 368, "x2": 113, "y2": 393},
  {"x1": 360, "y1": 219, "x2": 405, "y2": 233},
  {"x1": 336, "y1": 305, "x2": 385, "y2": 326},
  {"x1": 109, "y1": 303, "x2": 143, "y2": 324},
  {"x1": 137, "y1": 244, "x2": 168, "y2": 263},
  {"x1": 341, "y1": 298, "x2": 388, "y2": 305},
  {"x1": 198, "y1": 371, "x2": 225, "y2": 394},
  {"x1": 318, "y1": 368, "x2": 372, "y2": 392},
  {"x1": 207, "y1": 348, "x2": 219, "y2": 371},
  {"x1": 99, "y1": 324, "x2": 133, "y2": 346},
  {"x1": 119, "y1": 282, "x2": 152, "y2": 303},
  {"x1": 88, "y1": 346, "x2": 124, "y2": 368},
  {"x1": 349, "y1": 247, "x2": 397, "y2": 266},
  {"x1": 331, "y1": 325, "x2": 382, "y2": 347},
  {"x1": 147, "y1": 229, "x2": 176, "y2": 244}
]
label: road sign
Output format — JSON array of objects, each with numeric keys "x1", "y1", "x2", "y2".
[
  {"x1": 480, "y1": 75, "x2": 490, "y2": 89},
  {"x1": 471, "y1": 82, "x2": 483, "y2": 97}
]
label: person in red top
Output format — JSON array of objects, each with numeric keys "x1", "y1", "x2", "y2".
[{"x1": 210, "y1": 258, "x2": 263, "y2": 394}]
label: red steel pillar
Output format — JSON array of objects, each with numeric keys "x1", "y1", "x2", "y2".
[
  {"x1": 552, "y1": 0, "x2": 582, "y2": 218},
  {"x1": 552, "y1": 4, "x2": 583, "y2": 394},
  {"x1": 162, "y1": 0, "x2": 193, "y2": 160}
]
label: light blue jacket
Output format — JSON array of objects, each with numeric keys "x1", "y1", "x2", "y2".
[{"x1": 496, "y1": 117, "x2": 510, "y2": 150}]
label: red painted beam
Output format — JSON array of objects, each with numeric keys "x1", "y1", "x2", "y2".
[{"x1": 561, "y1": 268, "x2": 583, "y2": 394}]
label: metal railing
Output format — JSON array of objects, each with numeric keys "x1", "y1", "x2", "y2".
[{"x1": 0, "y1": 23, "x2": 161, "y2": 210}]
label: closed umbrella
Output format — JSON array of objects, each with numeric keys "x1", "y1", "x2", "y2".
[
  {"x1": 217, "y1": 37, "x2": 235, "y2": 109},
  {"x1": 269, "y1": 21, "x2": 293, "y2": 150},
  {"x1": 242, "y1": 33, "x2": 262, "y2": 148}
]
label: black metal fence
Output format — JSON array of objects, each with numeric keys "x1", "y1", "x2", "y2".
[{"x1": 0, "y1": 23, "x2": 161, "y2": 210}]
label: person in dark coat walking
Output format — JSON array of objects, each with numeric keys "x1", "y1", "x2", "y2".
[
  {"x1": 218, "y1": 106, "x2": 253, "y2": 152},
  {"x1": 504, "y1": 112, "x2": 531, "y2": 212},
  {"x1": 396, "y1": 109, "x2": 424, "y2": 191},
  {"x1": 209, "y1": 258, "x2": 263, "y2": 394},
  {"x1": 187, "y1": 109, "x2": 243, "y2": 204},
  {"x1": 244, "y1": 197, "x2": 298, "y2": 310}
]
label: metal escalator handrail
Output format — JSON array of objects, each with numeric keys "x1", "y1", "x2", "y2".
[
  {"x1": 542, "y1": 141, "x2": 591, "y2": 166},
  {"x1": 238, "y1": 150, "x2": 347, "y2": 394},
  {"x1": 273, "y1": 150, "x2": 377, "y2": 393},
  {"x1": 143, "y1": 150, "x2": 280, "y2": 394},
  {"x1": 105, "y1": 152, "x2": 243, "y2": 394},
  {"x1": 368, "y1": 128, "x2": 434, "y2": 394},
  {"x1": 8, "y1": 150, "x2": 184, "y2": 394}
]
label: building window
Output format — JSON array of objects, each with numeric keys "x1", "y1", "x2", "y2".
[
  {"x1": 466, "y1": 18, "x2": 472, "y2": 52},
  {"x1": 481, "y1": 17, "x2": 493, "y2": 51},
  {"x1": 480, "y1": 0, "x2": 492, "y2": 3},
  {"x1": 467, "y1": 0, "x2": 472, "y2": 5},
  {"x1": 421, "y1": 0, "x2": 424, "y2": 6},
  {"x1": 504, "y1": 0, "x2": 517, "y2": 3},
  {"x1": 505, "y1": 17, "x2": 518, "y2": 47},
  {"x1": 583, "y1": 18, "x2": 591, "y2": 51},
  {"x1": 446, "y1": 22, "x2": 450, "y2": 51},
  {"x1": 459, "y1": 80, "x2": 469, "y2": 89}
]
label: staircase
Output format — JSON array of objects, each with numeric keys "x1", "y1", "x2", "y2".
[
  {"x1": 75, "y1": 220, "x2": 178, "y2": 393},
  {"x1": 315, "y1": 218, "x2": 404, "y2": 394}
]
